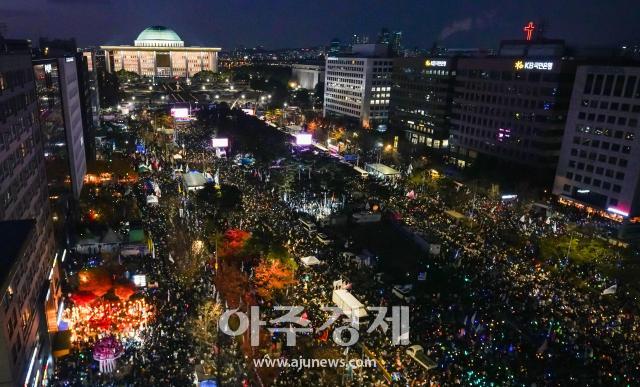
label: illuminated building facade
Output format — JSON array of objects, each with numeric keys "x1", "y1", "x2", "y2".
[
  {"x1": 553, "y1": 65, "x2": 640, "y2": 221},
  {"x1": 449, "y1": 39, "x2": 576, "y2": 169},
  {"x1": 391, "y1": 57, "x2": 456, "y2": 149},
  {"x1": 323, "y1": 44, "x2": 394, "y2": 129},
  {"x1": 0, "y1": 38, "x2": 60, "y2": 387},
  {"x1": 33, "y1": 57, "x2": 87, "y2": 200},
  {"x1": 101, "y1": 26, "x2": 220, "y2": 78},
  {"x1": 291, "y1": 64, "x2": 324, "y2": 90}
]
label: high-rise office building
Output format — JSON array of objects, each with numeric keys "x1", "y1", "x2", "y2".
[
  {"x1": 323, "y1": 44, "x2": 394, "y2": 129},
  {"x1": 38, "y1": 38, "x2": 76, "y2": 58},
  {"x1": 351, "y1": 34, "x2": 369, "y2": 46},
  {"x1": 391, "y1": 57, "x2": 456, "y2": 150},
  {"x1": 75, "y1": 51, "x2": 98, "y2": 161},
  {"x1": 0, "y1": 36, "x2": 60, "y2": 387},
  {"x1": 553, "y1": 65, "x2": 640, "y2": 223},
  {"x1": 33, "y1": 56, "x2": 87, "y2": 199},
  {"x1": 449, "y1": 39, "x2": 576, "y2": 171},
  {"x1": 36, "y1": 38, "x2": 99, "y2": 162},
  {"x1": 329, "y1": 38, "x2": 342, "y2": 56},
  {"x1": 377, "y1": 28, "x2": 402, "y2": 56}
]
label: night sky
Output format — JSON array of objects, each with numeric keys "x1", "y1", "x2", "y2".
[{"x1": 1, "y1": 0, "x2": 638, "y2": 50}]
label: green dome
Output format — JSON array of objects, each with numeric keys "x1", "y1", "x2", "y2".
[{"x1": 135, "y1": 26, "x2": 182, "y2": 42}]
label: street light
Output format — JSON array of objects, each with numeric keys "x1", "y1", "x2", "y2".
[
  {"x1": 241, "y1": 94, "x2": 246, "y2": 99},
  {"x1": 202, "y1": 86, "x2": 206, "y2": 90}
]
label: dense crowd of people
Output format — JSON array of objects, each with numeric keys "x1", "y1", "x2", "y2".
[{"x1": 52, "y1": 108, "x2": 640, "y2": 386}]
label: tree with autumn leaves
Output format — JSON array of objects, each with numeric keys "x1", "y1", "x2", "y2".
[
  {"x1": 252, "y1": 246, "x2": 297, "y2": 301},
  {"x1": 215, "y1": 228, "x2": 252, "y2": 261}
]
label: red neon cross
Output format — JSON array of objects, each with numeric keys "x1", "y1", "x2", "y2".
[{"x1": 523, "y1": 21, "x2": 535, "y2": 41}]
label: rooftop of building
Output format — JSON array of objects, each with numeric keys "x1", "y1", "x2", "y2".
[
  {"x1": 0, "y1": 219, "x2": 35, "y2": 287},
  {"x1": 136, "y1": 26, "x2": 182, "y2": 43},
  {"x1": 0, "y1": 36, "x2": 32, "y2": 55}
]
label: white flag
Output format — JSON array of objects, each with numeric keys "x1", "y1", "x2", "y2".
[{"x1": 602, "y1": 284, "x2": 617, "y2": 295}]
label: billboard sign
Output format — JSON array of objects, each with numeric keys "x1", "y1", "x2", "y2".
[
  {"x1": 211, "y1": 138, "x2": 229, "y2": 148},
  {"x1": 295, "y1": 133, "x2": 313, "y2": 146},
  {"x1": 171, "y1": 108, "x2": 190, "y2": 121}
]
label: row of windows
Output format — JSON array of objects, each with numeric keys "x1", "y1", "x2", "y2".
[
  {"x1": 453, "y1": 138, "x2": 538, "y2": 159},
  {"x1": 580, "y1": 99, "x2": 640, "y2": 113},
  {"x1": 460, "y1": 83, "x2": 561, "y2": 99},
  {"x1": 325, "y1": 103, "x2": 360, "y2": 117},
  {"x1": 460, "y1": 93, "x2": 557, "y2": 110},
  {"x1": 325, "y1": 97, "x2": 361, "y2": 111},
  {"x1": 0, "y1": 90, "x2": 36, "y2": 121},
  {"x1": 0, "y1": 68, "x2": 33, "y2": 92},
  {"x1": 459, "y1": 69, "x2": 570, "y2": 83},
  {"x1": 572, "y1": 136, "x2": 633, "y2": 154},
  {"x1": 576, "y1": 125, "x2": 636, "y2": 140},
  {"x1": 326, "y1": 77, "x2": 363, "y2": 85},
  {"x1": 325, "y1": 87, "x2": 361, "y2": 97},
  {"x1": 564, "y1": 173, "x2": 622, "y2": 193},
  {"x1": 457, "y1": 110, "x2": 562, "y2": 125},
  {"x1": 328, "y1": 59, "x2": 364, "y2": 66},
  {"x1": 326, "y1": 71, "x2": 364, "y2": 79},
  {"x1": 326, "y1": 66, "x2": 363, "y2": 72},
  {"x1": 568, "y1": 147, "x2": 629, "y2": 167},
  {"x1": 567, "y1": 158, "x2": 627, "y2": 175},
  {"x1": 578, "y1": 111, "x2": 639, "y2": 127},
  {"x1": 583, "y1": 73, "x2": 640, "y2": 98}
]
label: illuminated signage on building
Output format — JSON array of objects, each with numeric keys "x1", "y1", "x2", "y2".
[
  {"x1": 425, "y1": 60, "x2": 447, "y2": 67},
  {"x1": 523, "y1": 21, "x2": 536, "y2": 41},
  {"x1": 514, "y1": 60, "x2": 554, "y2": 71},
  {"x1": 607, "y1": 207, "x2": 629, "y2": 217}
]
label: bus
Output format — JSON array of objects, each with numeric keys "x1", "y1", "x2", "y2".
[
  {"x1": 353, "y1": 165, "x2": 369, "y2": 178},
  {"x1": 299, "y1": 218, "x2": 317, "y2": 233}
]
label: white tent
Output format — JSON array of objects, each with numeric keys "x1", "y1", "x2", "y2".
[
  {"x1": 300, "y1": 256, "x2": 321, "y2": 267},
  {"x1": 332, "y1": 289, "x2": 367, "y2": 319},
  {"x1": 183, "y1": 172, "x2": 208, "y2": 191}
]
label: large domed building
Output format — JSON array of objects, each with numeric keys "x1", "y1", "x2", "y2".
[{"x1": 101, "y1": 26, "x2": 220, "y2": 78}]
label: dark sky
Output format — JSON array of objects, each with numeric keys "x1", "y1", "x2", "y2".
[{"x1": 1, "y1": 0, "x2": 638, "y2": 50}]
